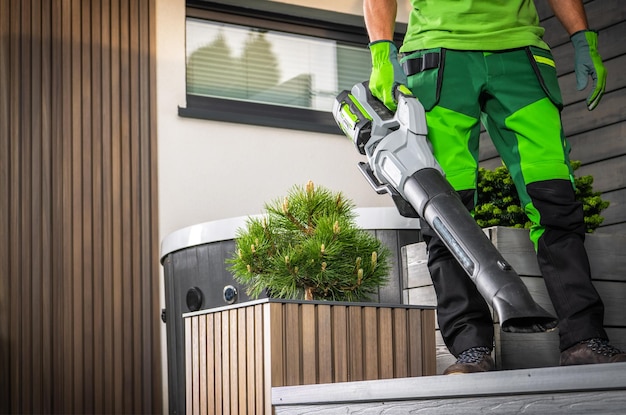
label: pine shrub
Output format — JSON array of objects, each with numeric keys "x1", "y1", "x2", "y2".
[
  {"x1": 474, "y1": 161, "x2": 609, "y2": 232},
  {"x1": 227, "y1": 181, "x2": 390, "y2": 301}
]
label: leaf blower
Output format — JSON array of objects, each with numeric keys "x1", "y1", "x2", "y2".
[{"x1": 332, "y1": 82, "x2": 557, "y2": 333}]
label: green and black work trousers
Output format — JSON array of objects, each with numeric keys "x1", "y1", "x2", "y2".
[{"x1": 401, "y1": 47, "x2": 608, "y2": 356}]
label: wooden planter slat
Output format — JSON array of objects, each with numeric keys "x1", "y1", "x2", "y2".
[
  {"x1": 378, "y1": 308, "x2": 394, "y2": 379},
  {"x1": 213, "y1": 314, "x2": 222, "y2": 415},
  {"x1": 227, "y1": 310, "x2": 236, "y2": 413},
  {"x1": 317, "y1": 305, "x2": 333, "y2": 384},
  {"x1": 185, "y1": 299, "x2": 436, "y2": 415},
  {"x1": 284, "y1": 302, "x2": 301, "y2": 385},
  {"x1": 392, "y1": 308, "x2": 408, "y2": 378},
  {"x1": 237, "y1": 309, "x2": 247, "y2": 413},
  {"x1": 301, "y1": 303, "x2": 317, "y2": 385},
  {"x1": 331, "y1": 305, "x2": 348, "y2": 383},
  {"x1": 245, "y1": 307, "x2": 255, "y2": 414},
  {"x1": 348, "y1": 306, "x2": 363, "y2": 381}
]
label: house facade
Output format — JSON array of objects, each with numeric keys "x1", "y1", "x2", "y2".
[{"x1": 1, "y1": 0, "x2": 624, "y2": 413}]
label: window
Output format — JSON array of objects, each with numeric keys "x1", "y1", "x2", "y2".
[{"x1": 180, "y1": 1, "x2": 404, "y2": 134}]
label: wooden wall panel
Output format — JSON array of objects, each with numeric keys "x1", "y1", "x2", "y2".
[
  {"x1": 0, "y1": 0, "x2": 161, "y2": 413},
  {"x1": 403, "y1": 228, "x2": 626, "y2": 372},
  {"x1": 480, "y1": 0, "x2": 626, "y2": 232}
]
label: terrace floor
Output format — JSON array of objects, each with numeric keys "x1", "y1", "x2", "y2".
[{"x1": 272, "y1": 362, "x2": 626, "y2": 414}]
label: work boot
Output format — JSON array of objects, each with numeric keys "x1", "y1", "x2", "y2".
[
  {"x1": 560, "y1": 338, "x2": 626, "y2": 365},
  {"x1": 443, "y1": 346, "x2": 494, "y2": 375}
]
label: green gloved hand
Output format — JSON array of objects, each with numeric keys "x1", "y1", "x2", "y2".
[
  {"x1": 368, "y1": 40, "x2": 408, "y2": 111},
  {"x1": 571, "y1": 30, "x2": 607, "y2": 111}
]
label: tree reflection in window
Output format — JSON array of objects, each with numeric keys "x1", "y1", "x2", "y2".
[
  {"x1": 186, "y1": 18, "x2": 370, "y2": 111},
  {"x1": 187, "y1": 25, "x2": 313, "y2": 108},
  {"x1": 240, "y1": 31, "x2": 281, "y2": 98}
]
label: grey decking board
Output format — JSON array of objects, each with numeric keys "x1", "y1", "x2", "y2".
[
  {"x1": 272, "y1": 363, "x2": 626, "y2": 406},
  {"x1": 273, "y1": 391, "x2": 626, "y2": 415}
]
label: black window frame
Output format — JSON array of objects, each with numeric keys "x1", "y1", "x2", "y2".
[{"x1": 180, "y1": 0, "x2": 405, "y2": 134}]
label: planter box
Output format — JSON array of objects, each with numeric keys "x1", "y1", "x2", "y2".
[
  {"x1": 161, "y1": 207, "x2": 421, "y2": 414},
  {"x1": 402, "y1": 226, "x2": 626, "y2": 372},
  {"x1": 184, "y1": 299, "x2": 436, "y2": 415}
]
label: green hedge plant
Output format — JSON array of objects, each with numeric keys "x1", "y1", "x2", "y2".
[
  {"x1": 474, "y1": 161, "x2": 609, "y2": 232},
  {"x1": 227, "y1": 181, "x2": 391, "y2": 302}
]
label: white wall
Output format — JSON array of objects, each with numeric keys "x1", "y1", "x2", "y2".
[
  {"x1": 157, "y1": 0, "x2": 413, "y2": 241},
  {"x1": 156, "y1": 1, "x2": 410, "y2": 411},
  {"x1": 270, "y1": 0, "x2": 411, "y2": 22}
]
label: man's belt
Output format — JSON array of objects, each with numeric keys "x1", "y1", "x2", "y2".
[{"x1": 402, "y1": 52, "x2": 440, "y2": 76}]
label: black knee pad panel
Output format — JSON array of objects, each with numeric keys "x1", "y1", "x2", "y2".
[{"x1": 526, "y1": 179, "x2": 585, "y2": 235}]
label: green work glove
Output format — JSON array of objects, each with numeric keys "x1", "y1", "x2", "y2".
[
  {"x1": 571, "y1": 30, "x2": 607, "y2": 111},
  {"x1": 368, "y1": 40, "x2": 408, "y2": 111}
]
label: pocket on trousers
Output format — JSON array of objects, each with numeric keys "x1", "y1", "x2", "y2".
[
  {"x1": 401, "y1": 47, "x2": 445, "y2": 111},
  {"x1": 526, "y1": 46, "x2": 563, "y2": 110}
]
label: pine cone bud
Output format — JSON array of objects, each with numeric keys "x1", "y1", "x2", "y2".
[{"x1": 335, "y1": 194, "x2": 344, "y2": 208}]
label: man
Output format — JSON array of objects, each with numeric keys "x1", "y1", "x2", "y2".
[{"x1": 363, "y1": 0, "x2": 626, "y2": 374}]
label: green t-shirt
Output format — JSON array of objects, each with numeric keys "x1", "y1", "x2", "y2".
[{"x1": 401, "y1": 0, "x2": 550, "y2": 52}]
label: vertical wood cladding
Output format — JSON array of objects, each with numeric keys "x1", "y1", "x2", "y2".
[
  {"x1": 185, "y1": 301, "x2": 437, "y2": 415},
  {"x1": 480, "y1": 0, "x2": 626, "y2": 233},
  {"x1": 0, "y1": 0, "x2": 161, "y2": 413}
]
